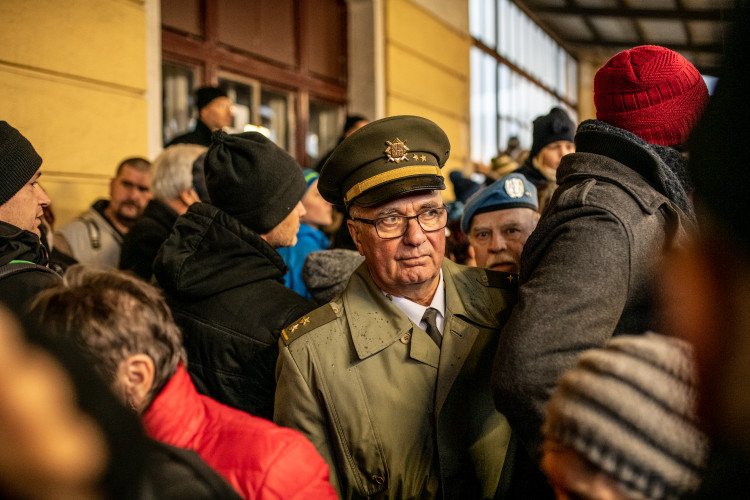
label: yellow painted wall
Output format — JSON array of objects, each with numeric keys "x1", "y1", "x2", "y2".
[
  {"x1": 0, "y1": 0, "x2": 149, "y2": 225},
  {"x1": 383, "y1": 0, "x2": 471, "y2": 201}
]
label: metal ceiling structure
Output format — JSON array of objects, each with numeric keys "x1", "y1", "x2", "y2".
[{"x1": 511, "y1": 0, "x2": 736, "y2": 76}]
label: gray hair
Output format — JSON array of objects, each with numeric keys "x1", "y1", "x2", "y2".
[
  {"x1": 151, "y1": 144, "x2": 207, "y2": 201},
  {"x1": 29, "y1": 266, "x2": 186, "y2": 408}
]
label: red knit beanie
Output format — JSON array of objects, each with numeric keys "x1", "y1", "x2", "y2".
[{"x1": 594, "y1": 45, "x2": 709, "y2": 147}]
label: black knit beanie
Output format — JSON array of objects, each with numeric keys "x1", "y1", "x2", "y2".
[
  {"x1": 205, "y1": 130, "x2": 306, "y2": 234},
  {"x1": 0, "y1": 121, "x2": 43, "y2": 205},
  {"x1": 530, "y1": 107, "x2": 575, "y2": 160}
]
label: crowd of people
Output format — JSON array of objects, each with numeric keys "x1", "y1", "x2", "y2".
[{"x1": 0, "y1": 9, "x2": 747, "y2": 498}]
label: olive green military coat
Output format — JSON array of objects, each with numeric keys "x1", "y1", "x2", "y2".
[{"x1": 274, "y1": 259, "x2": 518, "y2": 499}]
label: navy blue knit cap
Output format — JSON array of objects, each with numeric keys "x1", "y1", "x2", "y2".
[
  {"x1": 0, "y1": 121, "x2": 42, "y2": 205},
  {"x1": 461, "y1": 173, "x2": 538, "y2": 234}
]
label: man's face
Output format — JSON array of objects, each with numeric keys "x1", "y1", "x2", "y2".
[
  {"x1": 109, "y1": 165, "x2": 152, "y2": 225},
  {"x1": 348, "y1": 191, "x2": 445, "y2": 298},
  {"x1": 200, "y1": 97, "x2": 233, "y2": 131},
  {"x1": 0, "y1": 168, "x2": 50, "y2": 236},
  {"x1": 468, "y1": 207, "x2": 539, "y2": 274},
  {"x1": 300, "y1": 179, "x2": 333, "y2": 228},
  {"x1": 538, "y1": 140, "x2": 575, "y2": 171},
  {"x1": 262, "y1": 201, "x2": 306, "y2": 249}
]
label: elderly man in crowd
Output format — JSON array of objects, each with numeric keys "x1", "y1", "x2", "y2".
[
  {"x1": 0, "y1": 121, "x2": 59, "y2": 311},
  {"x1": 30, "y1": 266, "x2": 337, "y2": 500},
  {"x1": 275, "y1": 115, "x2": 522, "y2": 499},
  {"x1": 153, "y1": 130, "x2": 316, "y2": 420},
  {"x1": 119, "y1": 144, "x2": 205, "y2": 280},
  {"x1": 56, "y1": 156, "x2": 152, "y2": 268},
  {"x1": 461, "y1": 173, "x2": 540, "y2": 274}
]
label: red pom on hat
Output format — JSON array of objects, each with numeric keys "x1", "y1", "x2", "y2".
[{"x1": 594, "y1": 45, "x2": 709, "y2": 147}]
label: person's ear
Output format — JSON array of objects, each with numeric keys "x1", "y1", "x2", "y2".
[
  {"x1": 115, "y1": 354, "x2": 155, "y2": 414},
  {"x1": 178, "y1": 188, "x2": 200, "y2": 207},
  {"x1": 347, "y1": 218, "x2": 364, "y2": 256}
]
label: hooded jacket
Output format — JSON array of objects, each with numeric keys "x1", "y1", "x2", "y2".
[
  {"x1": 144, "y1": 364, "x2": 337, "y2": 500},
  {"x1": 492, "y1": 120, "x2": 696, "y2": 456},
  {"x1": 0, "y1": 221, "x2": 60, "y2": 312},
  {"x1": 153, "y1": 202, "x2": 316, "y2": 420}
]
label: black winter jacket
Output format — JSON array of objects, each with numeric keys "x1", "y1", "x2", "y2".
[
  {"x1": 0, "y1": 222, "x2": 60, "y2": 314},
  {"x1": 119, "y1": 199, "x2": 178, "y2": 281},
  {"x1": 153, "y1": 203, "x2": 316, "y2": 420}
]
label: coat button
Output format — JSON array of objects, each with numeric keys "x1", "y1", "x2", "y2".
[
  {"x1": 400, "y1": 333, "x2": 411, "y2": 344},
  {"x1": 331, "y1": 303, "x2": 339, "y2": 314},
  {"x1": 372, "y1": 475, "x2": 385, "y2": 486}
]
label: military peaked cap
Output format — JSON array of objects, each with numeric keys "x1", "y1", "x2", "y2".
[{"x1": 318, "y1": 115, "x2": 450, "y2": 208}]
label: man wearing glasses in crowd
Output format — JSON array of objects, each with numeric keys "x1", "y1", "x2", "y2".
[{"x1": 274, "y1": 116, "x2": 525, "y2": 499}]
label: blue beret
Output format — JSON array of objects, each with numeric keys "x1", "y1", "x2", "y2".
[{"x1": 460, "y1": 173, "x2": 538, "y2": 234}]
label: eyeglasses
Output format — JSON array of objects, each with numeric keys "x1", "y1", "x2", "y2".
[{"x1": 353, "y1": 206, "x2": 448, "y2": 239}]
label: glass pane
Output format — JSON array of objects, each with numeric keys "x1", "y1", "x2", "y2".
[
  {"x1": 162, "y1": 62, "x2": 196, "y2": 146},
  {"x1": 308, "y1": 100, "x2": 341, "y2": 168},
  {"x1": 218, "y1": 77, "x2": 255, "y2": 134},
  {"x1": 261, "y1": 87, "x2": 292, "y2": 152}
]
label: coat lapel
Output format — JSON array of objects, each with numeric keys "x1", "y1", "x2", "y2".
[{"x1": 435, "y1": 264, "x2": 481, "y2": 416}]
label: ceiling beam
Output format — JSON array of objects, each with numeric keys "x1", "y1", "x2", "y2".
[
  {"x1": 531, "y1": 6, "x2": 730, "y2": 21},
  {"x1": 564, "y1": 39, "x2": 725, "y2": 54}
]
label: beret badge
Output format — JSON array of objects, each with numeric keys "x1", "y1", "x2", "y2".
[{"x1": 504, "y1": 177, "x2": 526, "y2": 198}]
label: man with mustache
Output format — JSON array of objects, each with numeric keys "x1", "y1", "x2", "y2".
[
  {"x1": 56, "y1": 157, "x2": 152, "y2": 268},
  {"x1": 275, "y1": 115, "x2": 523, "y2": 499},
  {"x1": 461, "y1": 173, "x2": 540, "y2": 275}
]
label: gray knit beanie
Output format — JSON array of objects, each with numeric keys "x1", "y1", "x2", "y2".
[
  {"x1": 0, "y1": 121, "x2": 42, "y2": 205},
  {"x1": 542, "y1": 333, "x2": 707, "y2": 500},
  {"x1": 302, "y1": 249, "x2": 365, "y2": 305},
  {"x1": 205, "y1": 130, "x2": 306, "y2": 235}
]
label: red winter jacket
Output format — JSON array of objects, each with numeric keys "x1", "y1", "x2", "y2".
[{"x1": 143, "y1": 364, "x2": 337, "y2": 500}]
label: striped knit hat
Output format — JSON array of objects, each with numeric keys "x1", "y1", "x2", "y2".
[
  {"x1": 594, "y1": 45, "x2": 709, "y2": 147},
  {"x1": 543, "y1": 333, "x2": 707, "y2": 500}
]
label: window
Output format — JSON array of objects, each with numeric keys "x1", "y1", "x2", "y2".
[
  {"x1": 470, "y1": 0, "x2": 578, "y2": 164},
  {"x1": 161, "y1": 0, "x2": 348, "y2": 165},
  {"x1": 162, "y1": 62, "x2": 196, "y2": 146},
  {"x1": 307, "y1": 100, "x2": 341, "y2": 168}
]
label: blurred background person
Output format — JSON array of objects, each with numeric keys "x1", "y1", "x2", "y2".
[
  {"x1": 277, "y1": 169, "x2": 333, "y2": 300},
  {"x1": 56, "y1": 157, "x2": 152, "y2": 269},
  {"x1": 119, "y1": 144, "x2": 205, "y2": 281},
  {"x1": 514, "y1": 107, "x2": 575, "y2": 212},
  {"x1": 166, "y1": 86, "x2": 233, "y2": 148}
]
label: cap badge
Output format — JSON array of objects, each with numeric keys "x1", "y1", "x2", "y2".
[
  {"x1": 504, "y1": 177, "x2": 525, "y2": 198},
  {"x1": 385, "y1": 138, "x2": 409, "y2": 163}
]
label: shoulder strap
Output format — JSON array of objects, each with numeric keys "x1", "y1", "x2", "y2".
[
  {"x1": 281, "y1": 302, "x2": 340, "y2": 346},
  {"x1": 79, "y1": 215, "x2": 101, "y2": 249},
  {"x1": 0, "y1": 261, "x2": 58, "y2": 280}
]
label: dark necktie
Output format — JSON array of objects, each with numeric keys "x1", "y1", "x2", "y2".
[{"x1": 422, "y1": 307, "x2": 442, "y2": 347}]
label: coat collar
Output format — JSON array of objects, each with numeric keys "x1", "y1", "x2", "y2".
[
  {"x1": 343, "y1": 260, "x2": 511, "y2": 368},
  {"x1": 142, "y1": 364, "x2": 205, "y2": 447}
]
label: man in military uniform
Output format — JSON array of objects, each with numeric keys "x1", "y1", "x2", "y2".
[{"x1": 274, "y1": 115, "x2": 519, "y2": 499}]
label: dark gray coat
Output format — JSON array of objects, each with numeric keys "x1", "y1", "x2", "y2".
[{"x1": 492, "y1": 120, "x2": 695, "y2": 455}]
